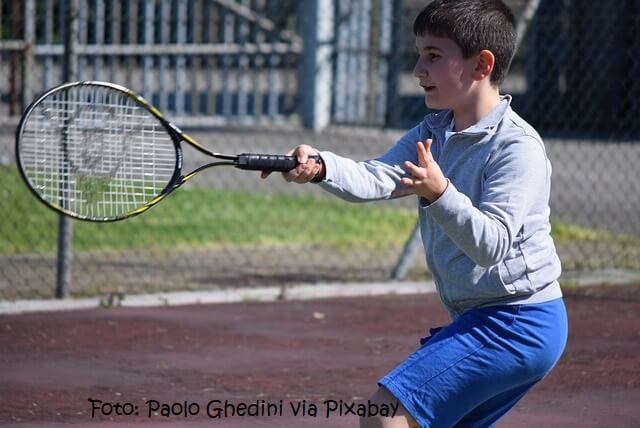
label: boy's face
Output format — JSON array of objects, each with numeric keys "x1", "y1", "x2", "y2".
[{"x1": 413, "y1": 33, "x2": 477, "y2": 111}]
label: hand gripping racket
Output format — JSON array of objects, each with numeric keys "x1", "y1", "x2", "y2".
[{"x1": 15, "y1": 81, "x2": 319, "y2": 222}]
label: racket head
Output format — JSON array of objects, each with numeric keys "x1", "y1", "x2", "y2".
[{"x1": 16, "y1": 81, "x2": 182, "y2": 222}]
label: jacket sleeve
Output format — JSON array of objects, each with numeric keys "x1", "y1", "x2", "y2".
[
  {"x1": 316, "y1": 124, "x2": 422, "y2": 202},
  {"x1": 424, "y1": 135, "x2": 551, "y2": 267}
]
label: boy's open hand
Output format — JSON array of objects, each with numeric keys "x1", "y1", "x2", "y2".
[
  {"x1": 401, "y1": 139, "x2": 448, "y2": 203},
  {"x1": 260, "y1": 144, "x2": 324, "y2": 184}
]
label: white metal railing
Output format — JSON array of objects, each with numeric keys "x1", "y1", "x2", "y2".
[{"x1": 0, "y1": 0, "x2": 303, "y2": 127}]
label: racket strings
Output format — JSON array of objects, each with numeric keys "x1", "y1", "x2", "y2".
[{"x1": 19, "y1": 85, "x2": 177, "y2": 219}]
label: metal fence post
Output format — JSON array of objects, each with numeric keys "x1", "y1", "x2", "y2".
[
  {"x1": 299, "y1": 0, "x2": 334, "y2": 132},
  {"x1": 390, "y1": 222, "x2": 421, "y2": 280},
  {"x1": 142, "y1": 0, "x2": 155, "y2": 100},
  {"x1": 385, "y1": 0, "x2": 402, "y2": 127},
  {"x1": 21, "y1": 0, "x2": 35, "y2": 110},
  {"x1": 515, "y1": 0, "x2": 541, "y2": 51},
  {"x1": 56, "y1": 0, "x2": 79, "y2": 299},
  {"x1": 175, "y1": 0, "x2": 187, "y2": 117}
]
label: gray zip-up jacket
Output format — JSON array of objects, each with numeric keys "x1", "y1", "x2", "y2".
[{"x1": 318, "y1": 96, "x2": 562, "y2": 318}]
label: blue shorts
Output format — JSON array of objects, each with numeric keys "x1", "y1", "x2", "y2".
[{"x1": 379, "y1": 298, "x2": 568, "y2": 428}]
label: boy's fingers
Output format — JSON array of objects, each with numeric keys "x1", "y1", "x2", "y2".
[
  {"x1": 424, "y1": 138, "x2": 433, "y2": 153},
  {"x1": 294, "y1": 163, "x2": 309, "y2": 178},
  {"x1": 292, "y1": 145, "x2": 320, "y2": 165},
  {"x1": 417, "y1": 139, "x2": 434, "y2": 165},
  {"x1": 270, "y1": 145, "x2": 320, "y2": 183},
  {"x1": 416, "y1": 142, "x2": 428, "y2": 166},
  {"x1": 282, "y1": 169, "x2": 299, "y2": 182},
  {"x1": 288, "y1": 148, "x2": 307, "y2": 165},
  {"x1": 264, "y1": 148, "x2": 299, "y2": 179},
  {"x1": 305, "y1": 157, "x2": 318, "y2": 168},
  {"x1": 283, "y1": 160, "x2": 320, "y2": 184},
  {"x1": 400, "y1": 177, "x2": 414, "y2": 187},
  {"x1": 296, "y1": 168, "x2": 318, "y2": 183},
  {"x1": 404, "y1": 160, "x2": 423, "y2": 178}
]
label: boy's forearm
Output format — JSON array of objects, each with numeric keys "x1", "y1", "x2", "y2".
[
  {"x1": 317, "y1": 151, "x2": 408, "y2": 202},
  {"x1": 313, "y1": 124, "x2": 422, "y2": 201}
]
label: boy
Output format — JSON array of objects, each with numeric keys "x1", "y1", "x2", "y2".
[{"x1": 264, "y1": 0, "x2": 568, "y2": 426}]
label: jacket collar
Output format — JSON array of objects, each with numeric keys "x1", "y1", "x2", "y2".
[{"x1": 425, "y1": 95, "x2": 512, "y2": 137}]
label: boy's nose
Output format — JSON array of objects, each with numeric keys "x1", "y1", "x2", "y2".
[{"x1": 413, "y1": 63, "x2": 426, "y2": 78}]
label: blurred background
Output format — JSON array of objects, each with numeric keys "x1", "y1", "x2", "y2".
[{"x1": 0, "y1": 0, "x2": 638, "y2": 301}]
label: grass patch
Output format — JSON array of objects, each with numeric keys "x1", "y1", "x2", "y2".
[
  {"x1": 551, "y1": 223, "x2": 612, "y2": 242},
  {"x1": 1, "y1": 166, "x2": 416, "y2": 254},
  {"x1": 3, "y1": 166, "x2": 637, "y2": 258}
]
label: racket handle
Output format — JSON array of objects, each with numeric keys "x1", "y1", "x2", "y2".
[{"x1": 236, "y1": 153, "x2": 322, "y2": 172}]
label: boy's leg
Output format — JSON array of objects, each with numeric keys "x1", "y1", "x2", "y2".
[
  {"x1": 360, "y1": 386, "x2": 419, "y2": 428},
  {"x1": 375, "y1": 299, "x2": 567, "y2": 428}
]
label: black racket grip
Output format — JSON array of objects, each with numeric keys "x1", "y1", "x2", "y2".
[{"x1": 236, "y1": 153, "x2": 322, "y2": 172}]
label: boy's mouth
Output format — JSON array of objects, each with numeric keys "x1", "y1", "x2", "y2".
[{"x1": 421, "y1": 84, "x2": 436, "y2": 93}]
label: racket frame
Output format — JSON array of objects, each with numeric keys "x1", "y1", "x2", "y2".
[{"x1": 15, "y1": 81, "x2": 310, "y2": 222}]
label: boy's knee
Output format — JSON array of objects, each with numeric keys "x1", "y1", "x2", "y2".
[
  {"x1": 360, "y1": 414, "x2": 419, "y2": 428},
  {"x1": 360, "y1": 415, "x2": 412, "y2": 428},
  {"x1": 359, "y1": 387, "x2": 419, "y2": 428}
]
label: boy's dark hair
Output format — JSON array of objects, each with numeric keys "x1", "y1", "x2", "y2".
[{"x1": 413, "y1": 0, "x2": 516, "y2": 85}]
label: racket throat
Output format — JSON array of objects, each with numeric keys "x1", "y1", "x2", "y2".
[{"x1": 178, "y1": 161, "x2": 236, "y2": 186}]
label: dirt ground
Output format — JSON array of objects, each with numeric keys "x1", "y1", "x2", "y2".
[{"x1": 1, "y1": 282, "x2": 639, "y2": 427}]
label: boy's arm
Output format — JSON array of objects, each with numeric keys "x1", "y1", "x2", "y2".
[
  {"x1": 317, "y1": 125, "x2": 421, "y2": 202},
  {"x1": 424, "y1": 136, "x2": 550, "y2": 267}
]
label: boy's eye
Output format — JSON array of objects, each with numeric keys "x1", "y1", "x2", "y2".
[{"x1": 428, "y1": 53, "x2": 440, "y2": 61}]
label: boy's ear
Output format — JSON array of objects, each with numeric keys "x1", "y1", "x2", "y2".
[{"x1": 472, "y1": 50, "x2": 495, "y2": 81}]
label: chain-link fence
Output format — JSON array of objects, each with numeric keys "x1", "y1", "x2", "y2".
[{"x1": 1, "y1": 0, "x2": 638, "y2": 301}]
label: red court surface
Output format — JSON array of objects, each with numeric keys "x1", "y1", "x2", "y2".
[{"x1": 1, "y1": 283, "x2": 639, "y2": 427}]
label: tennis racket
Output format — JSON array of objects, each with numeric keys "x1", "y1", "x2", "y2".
[{"x1": 16, "y1": 81, "x2": 319, "y2": 222}]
